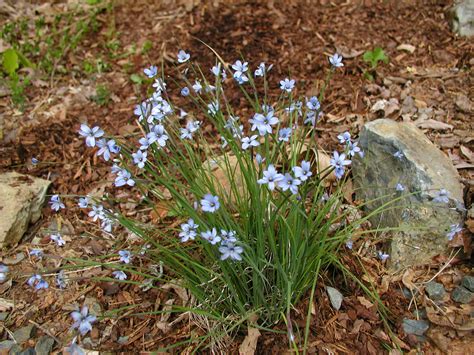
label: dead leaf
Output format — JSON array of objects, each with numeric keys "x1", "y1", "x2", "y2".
[
  {"x1": 415, "y1": 119, "x2": 453, "y2": 130},
  {"x1": 239, "y1": 327, "x2": 261, "y2": 355},
  {"x1": 396, "y1": 44, "x2": 416, "y2": 53},
  {"x1": 0, "y1": 298, "x2": 14, "y2": 311},
  {"x1": 460, "y1": 146, "x2": 474, "y2": 163},
  {"x1": 357, "y1": 296, "x2": 374, "y2": 309},
  {"x1": 401, "y1": 269, "x2": 417, "y2": 292}
]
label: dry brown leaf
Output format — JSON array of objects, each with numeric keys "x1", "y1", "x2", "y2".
[
  {"x1": 415, "y1": 119, "x2": 453, "y2": 130},
  {"x1": 0, "y1": 298, "x2": 14, "y2": 311},
  {"x1": 426, "y1": 306, "x2": 474, "y2": 331},
  {"x1": 460, "y1": 146, "x2": 474, "y2": 163},
  {"x1": 357, "y1": 296, "x2": 374, "y2": 309},
  {"x1": 239, "y1": 327, "x2": 261, "y2": 355},
  {"x1": 401, "y1": 268, "x2": 416, "y2": 291}
]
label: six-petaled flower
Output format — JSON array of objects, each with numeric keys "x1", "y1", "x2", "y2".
[
  {"x1": 71, "y1": 306, "x2": 96, "y2": 336},
  {"x1": 78, "y1": 124, "x2": 104, "y2": 147},
  {"x1": 329, "y1": 53, "x2": 344, "y2": 68},
  {"x1": 201, "y1": 194, "x2": 220, "y2": 213}
]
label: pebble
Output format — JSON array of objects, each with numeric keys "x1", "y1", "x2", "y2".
[
  {"x1": 326, "y1": 286, "x2": 343, "y2": 310},
  {"x1": 402, "y1": 318, "x2": 429, "y2": 336},
  {"x1": 35, "y1": 336, "x2": 55, "y2": 355},
  {"x1": 13, "y1": 325, "x2": 35, "y2": 344},
  {"x1": 461, "y1": 275, "x2": 474, "y2": 292},
  {"x1": 451, "y1": 286, "x2": 473, "y2": 304},
  {"x1": 425, "y1": 281, "x2": 446, "y2": 301}
]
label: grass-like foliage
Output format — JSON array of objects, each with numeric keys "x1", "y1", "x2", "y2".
[{"x1": 73, "y1": 51, "x2": 394, "y2": 349}]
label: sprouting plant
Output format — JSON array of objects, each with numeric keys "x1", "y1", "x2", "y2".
[
  {"x1": 92, "y1": 84, "x2": 111, "y2": 106},
  {"x1": 46, "y1": 50, "x2": 418, "y2": 351},
  {"x1": 362, "y1": 47, "x2": 389, "y2": 81}
]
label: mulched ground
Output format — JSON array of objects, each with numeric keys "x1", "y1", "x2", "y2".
[{"x1": 1, "y1": 0, "x2": 473, "y2": 353}]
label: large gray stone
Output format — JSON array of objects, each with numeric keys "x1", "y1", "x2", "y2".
[
  {"x1": 353, "y1": 119, "x2": 464, "y2": 270},
  {"x1": 0, "y1": 172, "x2": 50, "y2": 248},
  {"x1": 452, "y1": 0, "x2": 474, "y2": 37}
]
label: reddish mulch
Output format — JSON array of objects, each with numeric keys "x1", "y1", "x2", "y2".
[{"x1": 1, "y1": 0, "x2": 473, "y2": 353}]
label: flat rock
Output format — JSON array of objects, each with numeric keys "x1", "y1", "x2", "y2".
[
  {"x1": 461, "y1": 275, "x2": 474, "y2": 292},
  {"x1": 353, "y1": 119, "x2": 464, "y2": 270},
  {"x1": 0, "y1": 172, "x2": 50, "y2": 248},
  {"x1": 425, "y1": 281, "x2": 446, "y2": 301},
  {"x1": 451, "y1": 0, "x2": 474, "y2": 37},
  {"x1": 13, "y1": 324, "x2": 35, "y2": 344},
  {"x1": 326, "y1": 286, "x2": 343, "y2": 310},
  {"x1": 402, "y1": 318, "x2": 429, "y2": 336},
  {"x1": 35, "y1": 335, "x2": 55, "y2": 355},
  {"x1": 452, "y1": 286, "x2": 473, "y2": 303}
]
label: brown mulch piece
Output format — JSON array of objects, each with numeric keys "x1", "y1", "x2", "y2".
[{"x1": 1, "y1": 0, "x2": 473, "y2": 353}]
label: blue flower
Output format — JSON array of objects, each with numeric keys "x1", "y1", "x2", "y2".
[
  {"x1": 146, "y1": 124, "x2": 168, "y2": 147},
  {"x1": 396, "y1": 183, "x2": 405, "y2": 192},
  {"x1": 119, "y1": 250, "x2": 131, "y2": 264},
  {"x1": 280, "y1": 78, "x2": 295, "y2": 93},
  {"x1": 329, "y1": 53, "x2": 343, "y2": 68},
  {"x1": 306, "y1": 96, "x2": 321, "y2": 111},
  {"x1": 337, "y1": 131, "x2": 351, "y2": 144},
  {"x1": 348, "y1": 142, "x2": 363, "y2": 158},
  {"x1": 250, "y1": 112, "x2": 279, "y2": 136},
  {"x1": 78, "y1": 124, "x2": 104, "y2": 147},
  {"x1": 78, "y1": 196, "x2": 90, "y2": 208},
  {"x1": 0, "y1": 264, "x2": 9, "y2": 283},
  {"x1": 285, "y1": 101, "x2": 303, "y2": 116},
  {"x1": 112, "y1": 270, "x2": 127, "y2": 280},
  {"x1": 393, "y1": 151, "x2": 404, "y2": 160},
  {"x1": 293, "y1": 160, "x2": 312, "y2": 182},
  {"x1": 346, "y1": 240, "x2": 353, "y2": 249},
  {"x1": 254, "y1": 62, "x2": 272, "y2": 77},
  {"x1": 96, "y1": 139, "x2": 120, "y2": 161},
  {"x1": 101, "y1": 217, "x2": 113, "y2": 233},
  {"x1": 29, "y1": 249, "x2": 43, "y2": 259},
  {"x1": 207, "y1": 100, "x2": 220, "y2": 115},
  {"x1": 377, "y1": 251, "x2": 389, "y2": 262},
  {"x1": 177, "y1": 50, "x2": 190, "y2": 63},
  {"x1": 220, "y1": 230, "x2": 237, "y2": 244},
  {"x1": 132, "y1": 150, "x2": 147, "y2": 169},
  {"x1": 433, "y1": 189, "x2": 450, "y2": 203},
  {"x1": 211, "y1": 63, "x2": 227, "y2": 80},
  {"x1": 330, "y1": 151, "x2": 351, "y2": 179},
  {"x1": 50, "y1": 233, "x2": 66, "y2": 247},
  {"x1": 144, "y1": 65, "x2": 157, "y2": 78},
  {"x1": 232, "y1": 60, "x2": 249, "y2": 84},
  {"x1": 71, "y1": 306, "x2": 96, "y2": 336},
  {"x1": 114, "y1": 169, "x2": 135, "y2": 187},
  {"x1": 50, "y1": 195, "x2": 65, "y2": 211},
  {"x1": 278, "y1": 173, "x2": 301, "y2": 195},
  {"x1": 201, "y1": 228, "x2": 221, "y2": 245},
  {"x1": 179, "y1": 218, "x2": 199, "y2": 242},
  {"x1": 27, "y1": 274, "x2": 49, "y2": 290},
  {"x1": 152, "y1": 78, "x2": 167, "y2": 92},
  {"x1": 241, "y1": 135, "x2": 260, "y2": 150},
  {"x1": 88, "y1": 204, "x2": 105, "y2": 221},
  {"x1": 446, "y1": 224, "x2": 462, "y2": 241},
  {"x1": 56, "y1": 270, "x2": 67, "y2": 289},
  {"x1": 278, "y1": 127, "x2": 292, "y2": 142},
  {"x1": 257, "y1": 164, "x2": 284, "y2": 191},
  {"x1": 255, "y1": 153, "x2": 265, "y2": 165},
  {"x1": 181, "y1": 87, "x2": 190, "y2": 96},
  {"x1": 192, "y1": 81, "x2": 202, "y2": 93},
  {"x1": 219, "y1": 243, "x2": 244, "y2": 261},
  {"x1": 134, "y1": 102, "x2": 151, "y2": 121},
  {"x1": 31, "y1": 157, "x2": 39, "y2": 165},
  {"x1": 201, "y1": 194, "x2": 220, "y2": 213}
]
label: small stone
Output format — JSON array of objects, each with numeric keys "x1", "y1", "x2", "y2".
[
  {"x1": 13, "y1": 325, "x2": 35, "y2": 344},
  {"x1": 425, "y1": 281, "x2": 446, "y2": 301},
  {"x1": 451, "y1": 286, "x2": 473, "y2": 304},
  {"x1": 117, "y1": 336, "x2": 129, "y2": 345},
  {"x1": 0, "y1": 311, "x2": 8, "y2": 321},
  {"x1": 84, "y1": 297, "x2": 101, "y2": 317},
  {"x1": 326, "y1": 286, "x2": 343, "y2": 310},
  {"x1": 0, "y1": 340, "x2": 15, "y2": 352},
  {"x1": 461, "y1": 275, "x2": 474, "y2": 292},
  {"x1": 402, "y1": 318, "x2": 429, "y2": 336},
  {"x1": 451, "y1": 0, "x2": 474, "y2": 37},
  {"x1": 35, "y1": 336, "x2": 55, "y2": 355}
]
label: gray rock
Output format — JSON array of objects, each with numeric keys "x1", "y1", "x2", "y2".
[
  {"x1": 34, "y1": 336, "x2": 54, "y2": 355},
  {"x1": 353, "y1": 119, "x2": 464, "y2": 270},
  {"x1": 0, "y1": 340, "x2": 15, "y2": 352},
  {"x1": 0, "y1": 172, "x2": 50, "y2": 248},
  {"x1": 461, "y1": 275, "x2": 474, "y2": 292},
  {"x1": 425, "y1": 281, "x2": 446, "y2": 301},
  {"x1": 17, "y1": 349, "x2": 36, "y2": 355},
  {"x1": 326, "y1": 286, "x2": 343, "y2": 310},
  {"x1": 451, "y1": 286, "x2": 473, "y2": 303},
  {"x1": 8, "y1": 344, "x2": 23, "y2": 354},
  {"x1": 0, "y1": 311, "x2": 9, "y2": 321},
  {"x1": 451, "y1": 0, "x2": 474, "y2": 37},
  {"x1": 13, "y1": 325, "x2": 35, "y2": 344},
  {"x1": 402, "y1": 318, "x2": 429, "y2": 336}
]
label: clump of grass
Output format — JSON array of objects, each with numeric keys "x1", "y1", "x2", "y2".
[{"x1": 63, "y1": 51, "x2": 404, "y2": 350}]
